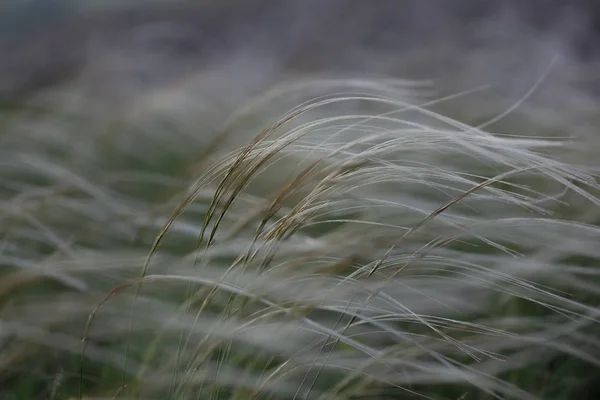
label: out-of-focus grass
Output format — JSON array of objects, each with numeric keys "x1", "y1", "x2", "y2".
[{"x1": 1, "y1": 75, "x2": 600, "y2": 400}]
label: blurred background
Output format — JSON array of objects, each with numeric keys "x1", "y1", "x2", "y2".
[
  {"x1": 2, "y1": 0, "x2": 600, "y2": 105},
  {"x1": 1, "y1": 0, "x2": 599, "y2": 158}
]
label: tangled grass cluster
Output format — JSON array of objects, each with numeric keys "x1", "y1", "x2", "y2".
[{"x1": 1, "y1": 76, "x2": 600, "y2": 400}]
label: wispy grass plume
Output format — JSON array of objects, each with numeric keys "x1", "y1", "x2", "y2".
[{"x1": 1, "y1": 76, "x2": 600, "y2": 400}]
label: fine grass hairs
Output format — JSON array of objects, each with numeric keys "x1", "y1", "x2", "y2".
[{"x1": 1, "y1": 78, "x2": 600, "y2": 400}]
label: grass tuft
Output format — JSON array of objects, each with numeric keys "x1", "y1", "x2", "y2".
[{"x1": 1, "y1": 77, "x2": 600, "y2": 400}]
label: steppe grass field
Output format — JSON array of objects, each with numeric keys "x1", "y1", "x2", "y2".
[{"x1": 2, "y1": 2, "x2": 600, "y2": 400}]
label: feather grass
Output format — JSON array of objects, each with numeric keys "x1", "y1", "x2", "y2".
[{"x1": 1, "y1": 76, "x2": 599, "y2": 400}]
